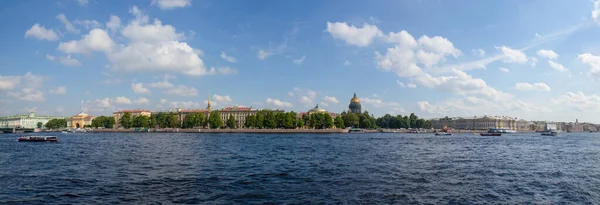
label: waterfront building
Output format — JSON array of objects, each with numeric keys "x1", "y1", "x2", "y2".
[
  {"x1": 298, "y1": 104, "x2": 338, "y2": 119},
  {"x1": 0, "y1": 112, "x2": 64, "y2": 129},
  {"x1": 113, "y1": 109, "x2": 152, "y2": 128},
  {"x1": 348, "y1": 93, "x2": 362, "y2": 114},
  {"x1": 430, "y1": 116, "x2": 518, "y2": 130},
  {"x1": 67, "y1": 112, "x2": 95, "y2": 128},
  {"x1": 516, "y1": 119, "x2": 534, "y2": 131}
]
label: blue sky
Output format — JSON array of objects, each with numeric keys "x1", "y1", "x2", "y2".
[{"x1": 1, "y1": 0, "x2": 600, "y2": 123}]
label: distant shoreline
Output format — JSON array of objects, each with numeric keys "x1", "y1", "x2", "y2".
[{"x1": 76, "y1": 128, "x2": 354, "y2": 134}]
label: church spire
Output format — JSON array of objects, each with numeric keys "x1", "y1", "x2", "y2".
[{"x1": 206, "y1": 92, "x2": 212, "y2": 111}]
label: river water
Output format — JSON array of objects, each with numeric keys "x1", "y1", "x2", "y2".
[{"x1": 1, "y1": 132, "x2": 599, "y2": 204}]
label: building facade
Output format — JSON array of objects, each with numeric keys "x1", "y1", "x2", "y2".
[
  {"x1": 348, "y1": 93, "x2": 362, "y2": 114},
  {"x1": 431, "y1": 116, "x2": 519, "y2": 130},
  {"x1": 113, "y1": 109, "x2": 152, "y2": 128},
  {"x1": 0, "y1": 112, "x2": 64, "y2": 129},
  {"x1": 67, "y1": 112, "x2": 95, "y2": 128}
]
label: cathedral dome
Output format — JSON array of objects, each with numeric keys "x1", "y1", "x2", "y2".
[
  {"x1": 309, "y1": 104, "x2": 327, "y2": 113},
  {"x1": 350, "y1": 93, "x2": 360, "y2": 103}
]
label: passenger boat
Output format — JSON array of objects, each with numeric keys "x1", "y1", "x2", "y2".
[
  {"x1": 541, "y1": 130, "x2": 558, "y2": 136},
  {"x1": 480, "y1": 128, "x2": 503, "y2": 136},
  {"x1": 18, "y1": 136, "x2": 58, "y2": 142},
  {"x1": 434, "y1": 132, "x2": 452, "y2": 136}
]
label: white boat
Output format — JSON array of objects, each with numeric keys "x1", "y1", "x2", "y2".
[{"x1": 541, "y1": 129, "x2": 558, "y2": 136}]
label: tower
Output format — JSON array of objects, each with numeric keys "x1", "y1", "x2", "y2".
[
  {"x1": 206, "y1": 92, "x2": 212, "y2": 112},
  {"x1": 349, "y1": 92, "x2": 362, "y2": 114}
]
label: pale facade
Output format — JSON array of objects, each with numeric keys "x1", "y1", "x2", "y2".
[
  {"x1": 218, "y1": 106, "x2": 285, "y2": 128},
  {"x1": 67, "y1": 112, "x2": 95, "y2": 128},
  {"x1": 0, "y1": 112, "x2": 64, "y2": 129},
  {"x1": 431, "y1": 116, "x2": 519, "y2": 130},
  {"x1": 113, "y1": 109, "x2": 152, "y2": 128}
]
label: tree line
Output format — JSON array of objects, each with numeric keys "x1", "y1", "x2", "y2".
[
  {"x1": 375, "y1": 113, "x2": 431, "y2": 129},
  {"x1": 84, "y1": 110, "x2": 431, "y2": 130},
  {"x1": 44, "y1": 119, "x2": 67, "y2": 129}
]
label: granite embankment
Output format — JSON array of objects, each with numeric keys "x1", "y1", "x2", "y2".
[{"x1": 87, "y1": 128, "x2": 353, "y2": 134}]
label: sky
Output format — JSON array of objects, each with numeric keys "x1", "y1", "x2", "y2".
[{"x1": 1, "y1": 0, "x2": 600, "y2": 123}]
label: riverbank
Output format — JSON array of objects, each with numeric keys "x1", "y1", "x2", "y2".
[{"x1": 85, "y1": 128, "x2": 352, "y2": 134}]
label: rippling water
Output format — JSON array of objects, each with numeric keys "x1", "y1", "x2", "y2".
[{"x1": 1, "y1": 132, "x2": 600, "y2": 204}]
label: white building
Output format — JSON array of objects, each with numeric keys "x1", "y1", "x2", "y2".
[{"x1": 0, "y1": 112, "x2": 65, "y2": 129}]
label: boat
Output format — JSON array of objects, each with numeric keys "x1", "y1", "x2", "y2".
[
  {"x1": 18, "y1": 136, "x2": 58, "y2": 142},
  {"x1": 434, "y1": 132, "x2": 452, "y2": 136},
  {"x1": 348, "y1": 128, "x2": 363, "y2": 133},
  {"x1": 541, "y1": 129, "x2": 558, "y2": 136},
  {"x1": 480, "y1": 128, "x2": 503, "y2": 136}
]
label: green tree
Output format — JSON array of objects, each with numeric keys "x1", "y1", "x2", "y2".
[
  {"x1": 284, "y1": 112, "x2": 296, "y2": 129},
  {"x1": 342, "y1": 113, "x2": 359, "y2": 128},
  {"x1": 334, "y1": 115, "x2": 344, "y2": 128},
  {"x1": 120, "y1": 112, "x2": 132, "y2": 129},
  {"x1": 256, "y1": 114, "x2": 264, "y2": 129},
  {"x1": 324, "y1": 114, "x2": 334, "y2": 129},
  {"x1": 403, "y1": 116, "x2": 410, "y2": 129},
  {"x1": 182, "y1": 114, "x2": 195, "y2": 128},
  {"x1": 302, "y1": 114, "x2": 310, "y2": 128},
  {"x1": 409, "y1": 113, "x2": 418, "y2": 128},
  {"x1": 167, "y1": 113, "x2": 179, "y2": 128},
  {"x1": 226, "y1": 114, "x2": 236, "y2": 128},
  {"x1": 134, "y1": 115, "x2": 149, "y2": 128},
  {"x1": 37, "y1": 122, "x2": 43, "y2": 129},
  {"x1": 45, "y1": 119, "x2": 67, "y2": 129},
  {"x1": 208, "y1": 111, "x2": 223, "y2": 129},
  {"x1": 275, "y1": 112, "x2": 285, "y2": 128},
  {"x1": 244, "y1": 114, "x2": 255, "y2": 128},
  {"x1": 265, "y1": 111, "x2": 277, "y2": 129},
  {"x1": 150, "y1": 117, "x2": 157, "y2": 128},
  {"x1": 296, "y1": 118, "x2": 304, "y2": 128},
  {"x1": 194, "y1": 113, "x2": 206, "y2": 128}
]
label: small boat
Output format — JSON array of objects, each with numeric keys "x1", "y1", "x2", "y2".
[
  {"x1": 61, "y1": 131, "x2": 68, "y2": 134},
  {"x1": 435, "y1": 132, "x2": 452, "y2": 136},
  {"x1": 18, "y1": 136, "x2": 58, "y2": 142},
  {"x1": 541, "y1": 130, "x2": 558, "y2": 136},
  {"x1": 480, "y1": 133, "x2": 502, "y2": 136},
  {"x1": 348, "y1": 128, "x2": 363, "y2": 133}
]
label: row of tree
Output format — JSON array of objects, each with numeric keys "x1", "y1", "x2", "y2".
[
  {"x1": 86, "y1": 111, "x2": 431, "y2": 130},
  {"x1": 44, "y1": 119, "x2": 67, "y2": 129},
  {"x1": 375, "y1": 113, "x2": 431, "y2": 129}
]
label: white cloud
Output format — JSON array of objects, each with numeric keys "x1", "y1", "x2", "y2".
[
  {"x1": 149, "y1": 80, "x2": 174, "y2": 89},
  {"x1": 114, "y1": 96, "x2": 132, "y2": 104},
  {"x1": 211, "y1": 94, "x2": 233, "y2": 105},
  {"x1": 536, "y1": 49, "x2": 558, "y2": 59},
  {"x1": 217, "y1": 67, "x2": 238, "y2": 75},
  {"x1": 76, "y1": 0, "x2": 89, "y2": 6},
  {"x1": 344, "y1": 60, "x2": 351, "y2": 66},
  {"x1": 322, "y1": 96, "x2": 339, "y2": 104},
  {"x1": 8, "y1": 88, "x2": 45, "y2": 102},
  {"x1": 151, "y1": 0, "x2": 192, "y2": 10},
  {"x1": 514, "y1": 82, "x2": 551, "y2": 92},
  {"x1": 220, "y1": 52, "x2": 237, "y2": 63},
  {"x1": 471, "y1": 48, "x2": 486, "y2": 57},
  {"x1": 171, "y1": 101, "x2": 202, "y2": 109},
  {"x1": 385, "y1": 30, "x2": 417, "y2": 48},
  {"x1": 361, "y1": 97, "x2": 401, "y2": 108},
  {"x1": 552, "y1": 91, "x2": 600, "y2": 111},
  {"x1": 257, "y1": 49, "x2": 272, "y2": 60},
  {"x1": 106, "y1": 15, "x2": 121, "y2": 33},
  {"x1": 0, "y1": 75, "x2": 22, "y2": 90},
  {"x1": 548, "y1": 60, "x2": 567, "y2": 72},
  {"x1": 131, "y1": 82, "x2": 151, "y2": 94},
  {"x1": 56, "y1": 13, "x2": 79, "y2": 34},
  {"x1": 375, "y1": 30, "x2": 461, "y2": 77},
  {"x1": 530, "y1": 57, "x2": 538, "y2": 67},
  {"x1": 499, "y1": 67, "x2": 510, "y2": 73},
  {"x1": 496, "y1": 46, "x2": 527, "y2": 63},
  {"x1": 134, "y1": 97, "x2": 150, "y2": 104},
  {"x1": 326, "y1": 22, "x2": 382, "y2": 47},
  {"x1": 578, "y1": 53, "x2": 600, "y2": 78},
  {"x1": 418, "y1": 97, "x2": 551, "y2": 118},
  {"x1": 299, "y1": 96, "x2": 313, "y2": 107},
  {"x1": 288, "y1": 92, "x2": 294, "y2": 97},
  {"x1": 266, "y1": 98, "x2": 293, "y2": 108},
  {"x1": 58, "y1": 28, "x2": 114, "y2": 54},
  {"x1": 47, "y1": 54, "x2": 82, "y2": 66},
  {"x1": 415, "y1": 69, "x2": 512, "y2": 101},
  {"x1": 293, "y1": 55, "x2": 306, "y2": 65},
  {"x1": 164, "y1": 85, "x2": 198, "y2": 97},
  {"x1": 396, "y1": 81, "x2": 416, "y2": 88},
  {"x1": 74, "y1": 19, "x2": 102, "y2": 30},
  {"x1": 49, "y1": 86, "x2": 67, "y2": 94},
  {"x1": 24, "y1": 24, "x2": 59, "y2": 41},
  {"x1": 593, "y1": 0, "x2": 600, "y2": 23}
]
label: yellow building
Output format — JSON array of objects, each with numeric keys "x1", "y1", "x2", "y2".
[{"x1": 67, "y1": 112, "x2": 95, "y2": 128}]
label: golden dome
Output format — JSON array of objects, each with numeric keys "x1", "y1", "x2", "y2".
[
  {"x1": 350, "y1": 93, "x2": 360, "y2": 103},
  {"x1": 309, "y1": 104, "x2": 327, "y2": 113}
]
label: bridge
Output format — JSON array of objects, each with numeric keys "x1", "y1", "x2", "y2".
[{"x1": 0, "y1": 127, "x2": 35, "y2": 133}]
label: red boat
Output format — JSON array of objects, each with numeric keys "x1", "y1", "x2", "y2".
[{"x1": 18, "y1": 136, "x2": 58, "y2": 142}]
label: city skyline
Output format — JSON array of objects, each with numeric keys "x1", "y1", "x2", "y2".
[{"x1": 1, "y1": 0, "x2": 600, "y2": 123}]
